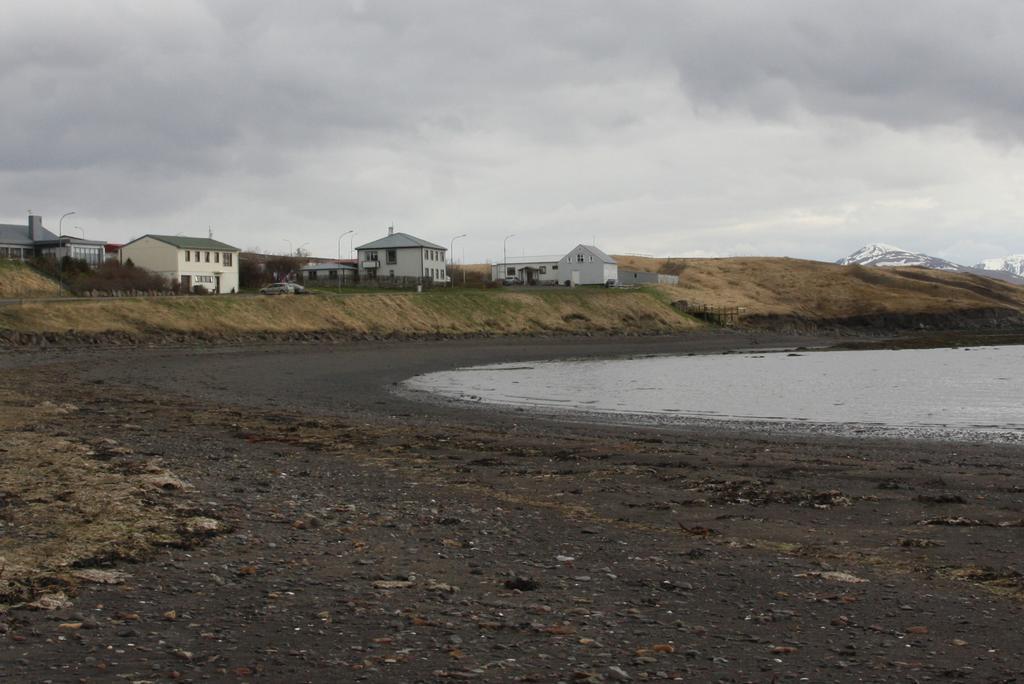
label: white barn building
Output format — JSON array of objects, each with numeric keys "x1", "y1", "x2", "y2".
[
  {"x1": 355, "y1": 228, "x2": 448, "y2": 283},
  {"x1": 558, "y1": 244, "x2": 618, "y2": 286},
  {"x1": 120, "y1": 235, "x2": 240, "y2": 293}
]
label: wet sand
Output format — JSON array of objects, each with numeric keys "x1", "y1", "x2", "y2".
[{"x1": 2, "y1": 332, "x2": 1023, "y2": 682}]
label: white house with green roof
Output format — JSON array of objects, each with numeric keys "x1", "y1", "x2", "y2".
[
  {"x1": 355, "y1": 227, "x2": 448, "y2": 283},
  {"x1": 119, "y1": 235, "x2": 240, "y2": 294}
]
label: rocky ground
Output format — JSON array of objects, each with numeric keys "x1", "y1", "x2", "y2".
[{"x1": 1, "y1": 333, "x2": 1022, "y2": 682}]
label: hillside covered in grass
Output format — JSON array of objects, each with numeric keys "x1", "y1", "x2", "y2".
[
  {"x1": 614, "y1": 255, "x2": 1024, "y2": 321},
  {"x1": 0, "y1": 288, "x2": 700, "y2": 341},
  {"x1": 0, "y1": 260, "x2": 59, "y2": 298}
]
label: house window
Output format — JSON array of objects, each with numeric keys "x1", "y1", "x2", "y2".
[
  {"x1": 215, "y1": 252, "x2": 220, "y2": 263},
  {"x1": 552, "y1": 265, "x2": 558, "y2": 271},
  {"x1": 309, "y1": 271, "x2": 317, "y2": 280},
  {"x1": 223, "y1": 252, "x2": 233, "y2": 267},
  {"x1": 386, "y1": 249, "x2": 397, "y2": 265},
  {"x1": 576, "y1": 253, "x2": 585, "y2": 263},
  {"x1": 185, "y1": 251, "x2": 191, "y2": 262},
  {"x1": 205, "y1": 251, "x2": 210, "y2": 262},
  {"x1": 366, "y1": 251, "x2": 378, "y2": 262},
  {"x1": 539, "y1": 266, "x2": 546, "y2": 274},
  {"x1": 195, "y1": 251, "x2": 200, "y2": 261},
  {"x1": 506, "y1": 267, "x2": 515, "y2": 276}
]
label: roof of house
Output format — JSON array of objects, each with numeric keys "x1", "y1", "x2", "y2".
[
  {"x1": 0, "y1": 222, "x2": 58, "y2": 246},
  {"x1": 124, "y1": 235, "x2": 240, "y2": 251},
  {"x1": 495, "y1": 255, "x2": 562, "y2": 266},
  {"x1": 564, "y1": 244, "x2": 617, "y2": 264},
  {"x1": 301, "y1": 261, "x2": 357, "y2": 271},
  {"x1": 355, "y1": 232, "x2": 445, "y2": 251}
]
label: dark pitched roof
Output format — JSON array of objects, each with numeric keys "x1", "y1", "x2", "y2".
[
  {"x1": 0, "y1": 222, "x2": 58, "y2": 245},
  {"x1": 355, "y1": 232, "x2": 445, "y2": 251},
  {"x1": 125, "y1": 234, "x2": 240, "y2": 251}
]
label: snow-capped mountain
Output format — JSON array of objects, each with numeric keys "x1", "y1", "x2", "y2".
[
  {"x1": 836, "y1": 243, "x2": 963, "y2": 271},
  {"x1": 838, "y1": 244, "x2": 1024, "y2": 284},
  {"x1": 975, "y1": 255, "x2": 1024, "y2": 277}
]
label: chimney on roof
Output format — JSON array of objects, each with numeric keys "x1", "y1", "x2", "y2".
[
  {"x1": 388, "y1": 225, "x2": 394, "y2": 236},
  {"x1": 28, "y1": 215, "x2": 43, "y2": 241}
]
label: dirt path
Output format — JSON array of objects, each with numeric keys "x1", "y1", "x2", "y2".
[{"x1": 2, "y1": 334, "x2": 1022, "y2": 682}]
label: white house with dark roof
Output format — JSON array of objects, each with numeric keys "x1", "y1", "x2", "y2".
[
  {"x1": 558, "y1": 244, "x2": 618, "y2": 286},
  {"x1": 355, "y1": 227, "x2": 447, "y2": 283},
  {"x1": 119, "y1": 235, "x2": 240, "y2": 293}
]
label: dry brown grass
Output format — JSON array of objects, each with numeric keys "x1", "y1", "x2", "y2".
[
  {"x1": 0, "y1": 260, "x2": 59, "y2": 298},
  {"x1": 0, "y1": 289, "x2": 702, "y2": 337},
  {"x1": 613, "y1": 256, "x2": 1024, "y2": 318},
  {"x1": 0, "y1": 386, "x2": 208, "y2": 606}
]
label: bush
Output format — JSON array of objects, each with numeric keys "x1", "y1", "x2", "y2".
[{"x1": 74, "y1": 260, "x2": 170, "y2": 293}]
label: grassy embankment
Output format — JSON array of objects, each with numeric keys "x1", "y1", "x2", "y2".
[
  {"x1": 0, "y1": 286, "x2": 700, "y2": 339},
  {"x1": 0, "y1": 260, "x2": 59, "y2": 298},
  {"x1": 616, "y1": 255, "x2": 1024, "y2": 321},
  {"x1": 3, "y1": 256, "x2": 1024, "y2": 341}
]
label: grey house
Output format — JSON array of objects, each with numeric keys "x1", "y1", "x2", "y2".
[
  {"x1": 557, "y1": 244, "x2": 618, "y2": 285},
  {"x1": 355, "y1": 228, "x2": 448, "y2": 283},
  {"x1": 0, "y1": 215, "x2": 105, "y2": 267}
]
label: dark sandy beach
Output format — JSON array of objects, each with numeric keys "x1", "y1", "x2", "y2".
[{"x1": 2, "y1": 332, "x2": 1023, "y2": 682}]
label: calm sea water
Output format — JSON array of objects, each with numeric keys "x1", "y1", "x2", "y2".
[{"x1": 404, "y1": 347, "x2": 1024, "y2": 441}]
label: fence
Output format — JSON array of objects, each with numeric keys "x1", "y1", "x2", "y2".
[{"x1": 673, "y1": 300, "x2": 744, "y2": 326}]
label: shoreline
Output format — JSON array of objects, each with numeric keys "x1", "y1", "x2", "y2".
[
  {"x1": 396, "y1": 342, "x2": 1024, "y2": 445},
  {"x1": 3, "y1": 332, "x2": 1024, "y2": 681}
]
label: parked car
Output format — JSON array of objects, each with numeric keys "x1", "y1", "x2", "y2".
[
  {"x1": 260, "y1": 282, "x2": 295, "y2": 295},
  {"x1": 502, "y1": 276, "x2": 523, "y2": 286}
]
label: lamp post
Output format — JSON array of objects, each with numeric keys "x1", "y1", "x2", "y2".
[
  {"x1": 282, "y1": 238, "x2": 293, "y2": 256},
  {"x1": 57, "y1": 211, "x2": 75, "y2": 296},
  {"x1": 73, "y1": 226, "x2": 85, "y2": 238},
  {"x1": 449, "y1": 233, "x2": 466, "y2": 287},
  {"x1": 503, "y1": 233, "x2": 515, "y2": 285},
  {"x1": 338, "y1": 230, "x2": 353, "y2": 260}
]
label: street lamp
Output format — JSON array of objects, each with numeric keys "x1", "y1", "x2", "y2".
[
  {"x1": 338, "y1": 230, "x2": 353, "y2": 260},
  {"x1": 449, "y1": 233, "x2": 466, "y2": 287},
  {"x1": 503, "y1": 233, "x2": 515, "y2": 284},
  {"x1": 350, "y1": 231, "x2": 357, "y2": 259},
  {"x1": 282, "y1": 238, "x2": 293, "y2": 255},
  {"x1": 73, "y1": 226, "x2": 85, "y2": 238},
  {"x1": 57, "y1": 211, "x2": 75, "y2": 296}
]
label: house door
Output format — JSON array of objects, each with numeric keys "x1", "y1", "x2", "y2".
[
  {"x1": 181, "y1": 275, "x2": 191, "y2": 291},
  {"x1": 571, "y1": 270, "x2": 580, "y2": 286},
  {"x1": 215, "y1": 276, "x2": 221, "y2": 294}
]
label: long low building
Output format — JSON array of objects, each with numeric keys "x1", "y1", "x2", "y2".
[{"x1": 491, "y1": 255, "x2": 563, "y2": 284}]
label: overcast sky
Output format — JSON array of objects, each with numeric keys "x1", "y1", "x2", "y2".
[{"x1": 3, "y1": 0, "x2": 1023, "y2": 264}]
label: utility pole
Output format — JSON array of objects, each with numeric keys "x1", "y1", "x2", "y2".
[
  {"x1": 503, "y1": 233, "x2": 515, "y2": 285},
  {"x1": 449, "y1": 234, "x2": 466, "y2": 287}
]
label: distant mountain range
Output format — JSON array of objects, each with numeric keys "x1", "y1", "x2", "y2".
[{"x1": 837, "y1": 244, "x2": 1024, "y2": 284}]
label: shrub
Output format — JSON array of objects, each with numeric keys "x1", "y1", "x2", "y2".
[{"x1": 74, "y1": 260, "x2": 170, "y2": 293}]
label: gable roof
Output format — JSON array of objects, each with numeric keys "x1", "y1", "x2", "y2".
[
  {"x1": 125, "y1": 234, "x2": 240, "y2": 251},
  {"x1": 355, "y1": 232, "x2": 445, "y2": 251},
  {"x1": 563, "y1": 244, "x2": 616, "y2": 264}
]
